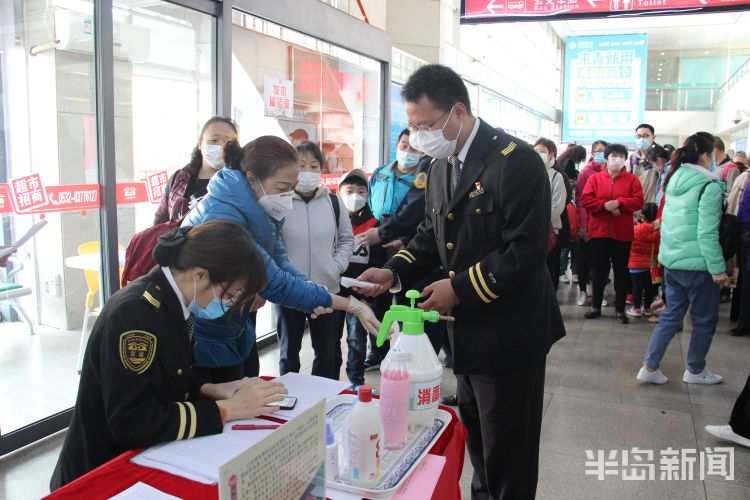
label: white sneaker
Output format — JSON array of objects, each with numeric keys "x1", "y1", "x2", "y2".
[
  {"x1": 683, "y1": 369, "x2": 722, "y2": 384},
  {"x1": 559, "y1": 274, "x2": 570, "y2": 284},
  {"x1": 577, "y1": 291, "x2": 588, "y2": 306},
  {"x1": 637, "y1": 366, "x2": 668, "y2": 384},
  {"x1": 705, "y1": 425, "x2": 750, "y2": 448},
  {"x1": 572, "y1": 274, "x2": 579, "y2": 283},
  {"x1": 602, "y1": 297, "x2": 609, "y2": 307}
]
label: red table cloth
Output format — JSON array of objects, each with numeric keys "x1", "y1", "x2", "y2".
[{"x1": 47, "y1": 406, "x2": 467, "y2": 499}]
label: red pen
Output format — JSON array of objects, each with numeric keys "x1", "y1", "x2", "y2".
[{"x1": 231, "y1": 424, "x2": 281, "y2": 430}]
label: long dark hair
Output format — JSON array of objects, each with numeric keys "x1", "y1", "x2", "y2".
[
  {"x1": 223, "y1": 136, "x2": 298, "y2": 181},
  {"x1": 152, "y1": 221, "x2": 266, "y2": 313},
  {"x1": 557, "y1": 145, "x2": 587, "y2": 166},
  {"x1": 662, "y1": 132, "x2": 714, "y2": 192},
  {"x1": 188, "y1": 117, "x2": 239, "y2": 177}
]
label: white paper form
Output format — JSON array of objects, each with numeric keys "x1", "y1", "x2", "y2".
[
  {"x1": 270, "y1": 372, "x2": 350, "y2": 420},
  {"x1": 109, "y1": 481, "x2": 182, "y2": 500},
  {"x1": 131, "y1": 418, "x2": 277, "y2": 484},
  {"x1": 131, "y1": 374, "x2": 349, "y2": 484}
]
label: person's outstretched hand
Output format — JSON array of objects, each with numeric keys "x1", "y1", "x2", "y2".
[
  {"x1": 355, "y1": 268, "x2": 393, "y2": 297},
  {"x1": 347, "y1": 296, "x2": 381, "y2": 335}
]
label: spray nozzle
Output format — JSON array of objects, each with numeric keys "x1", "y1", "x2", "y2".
[{"x1": 376, "y1": 289, "x2": 441, "y2": 347}]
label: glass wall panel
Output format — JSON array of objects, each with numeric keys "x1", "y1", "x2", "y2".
[{"x1": 0, "y1": 0, "x2": 99, "y2": 433}]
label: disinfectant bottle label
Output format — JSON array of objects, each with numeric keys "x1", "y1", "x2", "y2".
[{"x1": 409, "y1": 379, "x2": 441, "y2": 411}]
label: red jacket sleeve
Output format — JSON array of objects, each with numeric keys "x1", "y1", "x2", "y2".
[
  {"x1": 617, "y1": 174, "x2": 645, "y2": 214},
  {"x1": 580, "y1": 174, "x2": 606, "y2": 213}
]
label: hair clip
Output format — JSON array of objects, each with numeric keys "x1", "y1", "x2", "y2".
[{"x1": 158, "y1": 226, "x2": 191, "y2": 248}]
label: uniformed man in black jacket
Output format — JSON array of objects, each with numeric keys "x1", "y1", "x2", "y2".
[
  {"x1": 50, "y1": 222, "x2": 287, "y2": 490},
  {"x1": 358, "y1": 64, "x2": 565, "y2": 500}
]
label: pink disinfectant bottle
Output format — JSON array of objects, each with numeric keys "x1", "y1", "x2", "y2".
[{"x1": 379, "y1": 350, "x2": 410, "y2": 449}]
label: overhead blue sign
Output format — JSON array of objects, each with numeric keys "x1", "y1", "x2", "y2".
[
  {"x1": 562, "y1": 34, "x2": 648, "y2": 144},
  {"x1": 389, "y1": 82, "x2": 408, "y2": 163}
]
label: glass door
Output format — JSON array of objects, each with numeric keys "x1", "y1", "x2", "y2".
[{"x1": 0, "y1": 0, "x2": 218, "y2": 457}]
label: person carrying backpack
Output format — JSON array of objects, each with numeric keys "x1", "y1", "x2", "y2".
[{"x1": 276, "y1": 142, "x2": 354, "y2": 380}]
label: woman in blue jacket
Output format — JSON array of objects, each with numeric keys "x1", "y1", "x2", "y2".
[{"x1": 183, "y1": 136, "x2": 379, "y2": 382}]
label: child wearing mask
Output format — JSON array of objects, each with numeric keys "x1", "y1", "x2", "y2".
[
  {"x1": 336, "y1": 169, "x2": 388, "y2": 387},
  {"x1": 627, "y1": 203, "x2": 660, "y2": 317},
  {"x1": 277, "y1": 142, "x2": 355, "y2": 380}
]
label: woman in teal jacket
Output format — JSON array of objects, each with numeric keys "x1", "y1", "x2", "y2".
[{"x1": 637, "y1": 132, "x2": 729, "y2": 386}]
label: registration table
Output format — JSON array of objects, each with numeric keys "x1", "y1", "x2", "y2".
[{"x1": 47, "y1": 394, "x2": 467, "y2": 500}]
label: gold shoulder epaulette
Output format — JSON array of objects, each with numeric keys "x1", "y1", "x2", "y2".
[{"x1": 141, "y1": 282, "x2": 162, "y2": 310}]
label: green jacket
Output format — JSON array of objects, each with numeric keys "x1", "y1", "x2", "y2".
[{"x1": 659, "y1": 163, "x2": 725, "y2": 275}]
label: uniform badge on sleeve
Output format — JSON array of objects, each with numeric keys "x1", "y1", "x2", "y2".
[
  {"x1": 413, "y1": 172, "x2": 428, "y2": 189},
  {"x1": 119, "y1": 330, "x2": 157, "y2": 374}
]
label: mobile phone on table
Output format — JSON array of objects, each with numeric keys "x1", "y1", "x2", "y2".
[{"x1": 265, "y1": 395, "x2": 297, "y2": 410}]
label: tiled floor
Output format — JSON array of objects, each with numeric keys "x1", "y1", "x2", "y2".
[{"x1": 1, "y1": 283, "x2": 749, "y2": 499}]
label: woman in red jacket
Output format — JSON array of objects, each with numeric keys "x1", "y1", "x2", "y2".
[{"x1": 580, "y1": 143, "x2": 645, "y2": 323}]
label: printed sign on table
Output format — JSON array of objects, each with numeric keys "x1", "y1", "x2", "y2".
[
  {"x1": 562, "y1": 34, "x2": 648, "y2": 144},
  {"x1": 264, "y1": 76, "x2": 295, "y2": 119},
  {"x1": 219, "y1": 400, "x2": 326, "y2": 500}
]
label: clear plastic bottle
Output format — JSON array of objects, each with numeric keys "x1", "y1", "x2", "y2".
[{"x1": 379, "y1": 350, "x2": 410, "y2": 449}]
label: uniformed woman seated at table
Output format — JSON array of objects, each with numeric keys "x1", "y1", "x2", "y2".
[{"x1": 50, "y1": 221, "x2": 288, "y2": 490}]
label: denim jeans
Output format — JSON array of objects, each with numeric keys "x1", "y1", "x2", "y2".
[
  {"x1": 276, "y1": 305, "x2": 342, "y2": 380},
  {"x1": 643, "y1": 268, "x2": 720, "y2": 374},
  {"x1": 560, "y1": 244, "x2": 578, "y2": 276},
  {"x1": 340, "y1": 312, "x2": 368, "y2": 386}
]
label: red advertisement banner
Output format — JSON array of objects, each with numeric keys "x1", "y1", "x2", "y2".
[
  {"x1": 0, "y1": 173, "x2": 362, "y2": 215},
  {"x1": 462, "y1": 0, "x2": 750, "y2": 22}
]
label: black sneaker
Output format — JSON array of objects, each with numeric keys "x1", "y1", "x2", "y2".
[
  {"x1": 584, "y1": 308, "x2": 602, "y2": 319},
  {"x1": 363, "y1": 357, "x2": 381, "y2": 372},
  {"x1": 615, "y1": 312, "x2": 629, "y2": 324}
]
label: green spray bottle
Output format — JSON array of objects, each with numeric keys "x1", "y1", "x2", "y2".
[{"x1": 376, "y1": 290, "x2": 444, "y2": 429}]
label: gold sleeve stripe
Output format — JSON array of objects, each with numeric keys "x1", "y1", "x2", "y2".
[
  {"x1": 185, "y1": 402, "x2": 198, "y2": 439},
  {"x1": 176, "y1": 402, "x2": 187, "y2": 440},
  {"x1": 399, "y1": 249, "x2": 416, "y2": 261},
  {"x1": 394, "y1": 253, "x2": 414, "y2": 264},
  {"x1": 501, "y1": 142, "x2": 517, "y2": 156},
  {"x1": 142, "y1": 291, "x2": 161, "y2": 309},
  {"x1": 469, "y1": 266, "x2": 492, "y2": 304},
  {"x1": 475, "y1": 263, "x2": 499, "y2": 299}
]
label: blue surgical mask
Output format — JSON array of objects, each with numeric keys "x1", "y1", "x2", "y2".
[
  {"x1": 710, "y1": 155, "x2": 717, "y2": 173},
  {"x1": 635, "y1": 137, "x2": 651, "y2": 151},
  {"x1": 593, "y1": 152, "x2": 605, "y2": 165},
  {"x1": 188, "y1": 281, "x2": 230, "y2": 320},
  {"x1": 396, "y1": 150, "x2": 420, "y2": 169}
]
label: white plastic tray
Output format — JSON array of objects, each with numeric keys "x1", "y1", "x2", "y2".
[{"x1": 325, "y1": 394, "x2": 450, "y2": 499}]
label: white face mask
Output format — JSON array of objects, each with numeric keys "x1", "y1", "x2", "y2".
[
  {"x1": 607, "y1": 157, "x2": 626, "y2": 172},
  {"x1": 296, "y1": 171, "x2": 321, "y2": 193},
  {"x1": 410, "y1": 106, "x2": 463, "y2": 159},
  {"x1": 342, "y1": 193, "x2": 366, "y2": 212},
  {"x1": 257, "y1": 182, "x2": 294, "y2": 221},
  {"x1": 202, "y1": 143, "x2": 224, "y2": 170},
  {"x1": 538, "y1": 151, "x2": 549, "y2": 167}
]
